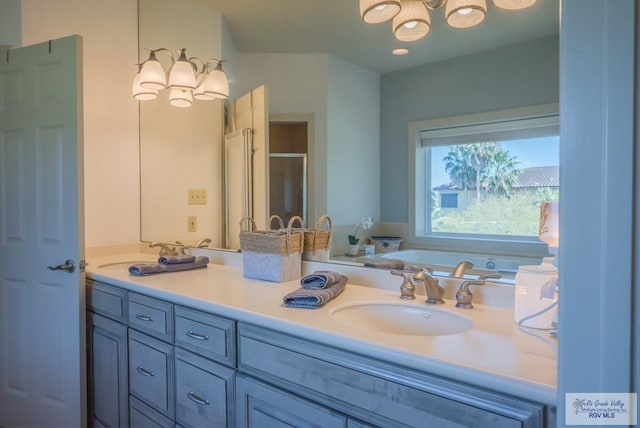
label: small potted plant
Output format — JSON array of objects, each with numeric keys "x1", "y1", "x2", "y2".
[{"x1": 347, "y1": 216, "x2": 374, "y2": 256}]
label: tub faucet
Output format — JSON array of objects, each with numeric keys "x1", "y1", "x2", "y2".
[
  {"x1": 195, "y1": 238, "x2": 211, "y2": 248},
  {"x1": 413, "y1": 270, "x2": 445, "y2": 304},
  {"x1": 450, "y1": 260, "x2": 473, "y2": 278},
  {"x1": 149, "y1": 242, "x2": 178, "y2": 257}
]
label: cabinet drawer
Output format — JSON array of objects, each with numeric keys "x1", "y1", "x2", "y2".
[
  {"x1": 129, "y1": 330, "x2": 175, "y2": 419},
  {"x1": 128, "y1": 293, "x2": 174, "y2": 342},
  {"x1": 130, "y1": 396, "x2": 174, "y2": 428},
  {"x1": 236, "y1": 374, "x2": 346, "y2": 428},
  {"x1": 175, "y1": 306, "x2": 236, "y2": 366},
  {"x1": 239, "y1": 324, "x2": 544, "y2": 428},
  {"x1": 87, "y1": 280, "x2": 127, "y2": 322},
  {"x1": 175, "y1": 348, "x2": 235, "y2": 428}
]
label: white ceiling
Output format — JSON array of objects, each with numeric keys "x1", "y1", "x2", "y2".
[{"x1": 204, "y1": 0, "x2": 559, "y2": 74}]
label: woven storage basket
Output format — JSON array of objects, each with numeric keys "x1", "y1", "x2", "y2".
[
  {"x1": 301, "y1": 215, "x2": 332, "y2": 261},
  {"x1": 239, "y1": 216, "x2": 304, "y2": 282}
]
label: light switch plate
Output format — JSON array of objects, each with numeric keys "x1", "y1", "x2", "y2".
[
  {"x1": 187, "y1": 189, "x2": 207, "y2": 205},
  {"x1": 187, "y1": 216, "x2": 197, "y2": 232}
]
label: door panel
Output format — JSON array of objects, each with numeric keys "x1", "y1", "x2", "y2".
[{"x1": 0, "y1": 35, "x2": 84, "y2": 427}]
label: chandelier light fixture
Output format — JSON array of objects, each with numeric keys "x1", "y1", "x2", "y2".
[
  {"x1": 359, "y1": 0, "x2": 536, "y2": 43},
  {"x1": 132, "y1": 47, "x2": 229, "y2": 108}
]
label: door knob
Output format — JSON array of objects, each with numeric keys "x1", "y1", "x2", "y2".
[{"x1": 47, "y1": 259, "x2": 75, "y2": 273}]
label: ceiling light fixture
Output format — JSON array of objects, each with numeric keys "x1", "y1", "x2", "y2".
[
  {"x1": 133, "y1": 48, "x2": 229, "y2": 108},
  {"x1": 359, "y1": 0, "x2": 535, "y2": 42}
]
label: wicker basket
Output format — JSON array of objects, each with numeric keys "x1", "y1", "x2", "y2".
[
  {"x1": 301, "y1": 215, "x2": 332, "y2": 261},
  {"x1": 239, "y1": 216, "x2": 304, "y2": 282}
]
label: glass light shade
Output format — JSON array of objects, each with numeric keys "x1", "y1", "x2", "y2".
[
  {"x1": 493, "y1": 0, "x2": 535, "y2": 10},
  {"x1": 193, "y1": 80, "x2": 215, "y2": 101},
  {"x1": 169, "y1": 88, "x2": 193, "y2": 108},
  {"x1": 132, "y1": 72, "x2": 158, "y2": 100},
  {"x1": 446, "y1": 0, "x2": 487, "y2": 29},
  {"x1": 205, "y1": 65, "x2": 229, "y2": 99},
  {"x1": 393, "y1": 0, "x2": 430, "y2": 42},
  {"x1": 139, "y1": 53, "x2": 166, "y2": 90},
  {"x1": 168, "y1": 59, "x2": 197, "y2": 90},
  {"x1": 360, "y1": 0, "x2": 401, "y2": 24}
]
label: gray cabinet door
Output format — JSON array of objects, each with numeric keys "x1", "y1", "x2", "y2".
[
  {"x1": 87, "y1": 312, "x2": 128, "y2": 428},
  {"x1": 175, "y1": 348, "x2": 235, "y2": 428},
  {"x1": 236, "y1": 375, "x2": 346, "y2": 428},
  {"x1": 129, "y1": 329, "x2": 175, "y2": 419}
]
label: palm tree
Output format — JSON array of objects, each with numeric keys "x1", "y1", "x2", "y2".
[
  {"x1": 442, "y1": 142, "x2": 519, "y2": 202},
  {"x1": 443, "y1": 146, "x2": 475, "y2": 205},
  {"x1": 481, "y1": 149, "x2": 519, "y2": 197}
]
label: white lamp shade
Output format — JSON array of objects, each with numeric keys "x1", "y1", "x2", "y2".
[
  {"x1": 193, "y1": 81, "x2": 215, "y2": 101},
  {"x1": 139, "y1": 58, "x2": 166, "y2": 90},
  {"x1": 205, "y1": 67, "x2": 229, "y2": 99},
  {"x1": 360, "y1": 0, "x2": 401, "y2": 24},
  {"x1": 446, "y1": 0, "x2": 487, "y2": 29},
  {"x1": 169, "y1": 88, "x2": 193, "y2": 108},
  {"x1": 168, "y1": 59, "x2": 197, "y2": 90},
  {"x1": 538, "y1": 201, "x2": 559, "y2": 248},
  {"x1": 132, "y1": 72, "x2": 158, "y2": 100},
  {"x1": 493, "y1": 0, "x2": 535, "y2": 10},
  {"x1": 393, "y1": 0, "x2": 430, "y2": 42}
]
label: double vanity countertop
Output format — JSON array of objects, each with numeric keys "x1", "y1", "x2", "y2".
[{"x1": 87, "y1": 251, "x2": 558, "y2": 406}]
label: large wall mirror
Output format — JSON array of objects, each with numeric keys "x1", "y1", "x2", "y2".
[{"x1": 139, "y1": 0, "x2": 560, "y2": 281}]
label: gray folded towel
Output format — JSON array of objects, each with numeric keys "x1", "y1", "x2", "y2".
[
  {"x1": 300, "y1": 270, "x2": 342, "y2": 289},
  {"x1": 158, "y1": 254, "x2": 196, "y2": 265},
  {"x1": 363, "y1": 258, "x2": 405, "y2": 270},
  {"x1": 129, "y1": 256, "x2": 209, "y2": 276},
  {"x1": 283, "y1": 275, "x2": 348, "y2": 308}
]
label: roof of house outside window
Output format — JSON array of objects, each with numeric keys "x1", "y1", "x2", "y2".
[{"x1": 433, "y1": 166, "x2": 559, "y2": 191}]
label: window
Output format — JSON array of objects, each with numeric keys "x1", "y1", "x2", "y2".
[
  {"x1": 440, "y1": 193, "x2": 458, "y2": 209},
  {"x1": 409, "y1": 104, "x2": 559, "y2": 257}
]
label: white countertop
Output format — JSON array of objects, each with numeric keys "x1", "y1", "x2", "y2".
[{"x1": 86, "y1": 251, "x2": 558, "y2": 406}]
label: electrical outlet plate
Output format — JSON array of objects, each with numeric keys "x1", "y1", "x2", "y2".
[
  {"x1": 187, "y1": 216, "x2": 197, "y2": 232},
  {"x1": 187, "y1": 189, "x2": 207, "y2": 205}
]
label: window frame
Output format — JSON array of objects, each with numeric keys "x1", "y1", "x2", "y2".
[{"x1": 408, "y1": 103, "x2": 559, "y2": 258}]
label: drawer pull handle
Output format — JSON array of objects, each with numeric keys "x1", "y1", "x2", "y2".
[
  {"x1": 136, "y1": 366, "x2": 155, "y2": 377},
  {"x1": 186, "y1": 330, "x2": 209, "y2": 341},
  {"x1": 187, "y1": 391, "x2": 210, "y2": 406},
  {"x1": 135, "y1": 313, "x2": 154, "y2": 322}
]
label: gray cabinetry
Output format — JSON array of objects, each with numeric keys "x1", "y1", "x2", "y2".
[
  {"x1": 128, "y1": 329, "x2": 175, "y2": 419},
  {"x1": 175, "y1": 348, "x2": 235, "y2": 427},
  {"x1": 238, "y1": 323, "x2": 550, "y2": 428},
  {"x1": 88, "y1": 278, "x2": 554, "y2": 428},
  {"x1": 236, "y1": 375, "x2": 346, "y2": 428},
  {"x1": 86, "y1": 280, "x2": 128, "y2": 428}
]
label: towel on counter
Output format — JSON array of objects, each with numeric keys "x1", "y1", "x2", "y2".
[
  {"x1": 283, "y1": 274, "x2": 348, "y2": 309},
  {"x1": 300, "y1": 270, "x2": 343, "y2": 289},
  {"x1": 158, "y1": 254, "x2": 196, "y2": 265},
  {"x1": 129, "y1": 256, "x2": 209, "y2": 276},
  {"x1": 362, "y1": 258, "x2": 405, "y2": 270}
]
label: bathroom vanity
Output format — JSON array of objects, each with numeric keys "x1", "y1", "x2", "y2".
[{"x1": 86, "y1": 252, "x2": 557, "y2": 427}]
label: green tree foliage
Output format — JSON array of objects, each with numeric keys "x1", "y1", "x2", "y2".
[{"x1": 443, "y1": 142, "x2": 519, "y2": 201}]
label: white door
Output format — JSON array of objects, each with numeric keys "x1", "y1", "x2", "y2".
[{"x1": 0, "y1": 35, "x2": 85, "y2": 427}]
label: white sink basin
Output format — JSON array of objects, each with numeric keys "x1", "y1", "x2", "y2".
[{"x1": 330, "y1": 302, "x2": 473, "y2": 337}]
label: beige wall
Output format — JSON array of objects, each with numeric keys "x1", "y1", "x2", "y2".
[{"x1": 20, "y1": 0, "x2": 140, "y2": 246}]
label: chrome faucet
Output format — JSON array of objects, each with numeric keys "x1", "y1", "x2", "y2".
[
  {"x1": 455, "y1": 280, "x2": 485, "y2": 309},
  {"x1": 195, "y1": 238, "x2": 211, "y2": 248},
  {"x1": 413, "y1": 270, "x2": 445, "y2": 304},
  {"x1": 450, "y1": 260, "x2": 473, "y2": 278},
  {"x1": 391, "y1": 270, "x2": 416, "y2": 300},
  {"x1": 149, "y1": 242, "x2": 178, "y2": 257}
]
